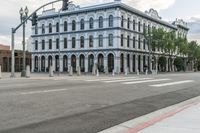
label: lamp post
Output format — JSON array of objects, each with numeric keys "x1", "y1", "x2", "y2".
[{"x1": 19, "y1": 6, "x2": 29, "y2": 77}]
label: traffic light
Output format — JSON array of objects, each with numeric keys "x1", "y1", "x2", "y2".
[
  {"x1": 62, "y1": 0, "x2": 69, "y2": 11},
  {"x1": 32, "y1": 12, "x2": 38, "y2": 26}
]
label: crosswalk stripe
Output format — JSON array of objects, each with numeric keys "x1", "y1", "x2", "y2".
[
  {"x1": 149, "y1": 80, "x2": 194, "y2": 87},
  {"x1": 85, "y1": 77, "x2": 136, "y2": 82},
  {"x1": 123, "y1": 79, "x2": 171, "y2": 85},
  {"x1": 103, "y1": 78, "x2": 152, "y2": 83}
]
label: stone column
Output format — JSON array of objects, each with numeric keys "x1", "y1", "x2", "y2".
[
  {"x1": 68, "y1": 56, "x2": 71, "y2": 73},
  {"x1": 45, "y1": 58, "x2": 48, "y2": 72},
  {"x1": 130, "y1": 55, "x2": 133, "y2": 73},
  {"x1": 76, "y1": 56, "x2": 79, "y2": 72},
  {"x1": 31, "y1": 57, "x2": 35, "y2": 72},
  {"x1": 85, "y1": 57, "x2": 88, "y2": 73},
  {"x1": 115, "y1": 56, "x2": 120, "y2": 74},
  {"x1": 124, "y1": 54, "x2": 127, "y2": 73},
  {"x1": 52, "y1": 56, "x2": 55, "y2": 72},
  {"x1": 140, "y1": 55, "x2": 143, "y2": 72},
  {"x1": 135, "y1": 54, "x2": 138, "y2": 73},
  {"x1": 38, "y1": 56, "x2": 41, "y2": 72},
  {"x1": 60, "y1": 56, "x2": 63, "y2": 72}
]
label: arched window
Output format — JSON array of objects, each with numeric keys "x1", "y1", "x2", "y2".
[
  {"x1": 80, "y1": 36, "x2": 84, "y2": 48},
  {"x1": 72, "y1": 37, "x2": 76, "y2": 48},
  {"x1": 49, "y1": 39, "x2": 52, "y2": 50},
  {"x1": 99, "y1": 35, "x2": 103, "y2": 47},
  {"x1": 99, "y1": 16, "x2": 103, "y2": 28},
  {"x1": 72, "y1": 20, "x2": 76, "y2": 31},
  {"x1": 64, "y1": 21, "x2": 68, "y2": 31},
  {"x1": 121, "y1": 16, "x2": 124, "y2": 27},
  {"x1": 109, "y1": 15, "x2": 114, "y2": 27},
  {"x1": 80, "y1": 19, "x2": 85, "y2": 30},
  {"x1": 89, "y1": 18, "x2": 94, "y2": 29},
  {"x1": 127, "y1": 18, "x2": 130, "y2": 29},
  {"x1": 89, "y1": 35, "x2": 93, "y2": 47},
  {"x1": 49, "y1": 23, "x2": 52, "y2": 33},
  {"x1": 108, "y1": 34, "x2": 113, "y2": 47},
  {"x1": 42, "y1": 24, "x2": 45, "y2": 34},
  {"x1": 56, "y1": 22, "x2": 59, "y2": 32}
]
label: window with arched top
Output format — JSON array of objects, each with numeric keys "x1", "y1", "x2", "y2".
[
  {"x1": 56, "y1": 22, "x2": 59, "y2": 32},
  {"x1": 80, "y1": 19, "x2": 85, "y2": 30},
  {"x1": 80, "y1": 36, "x2": 84, "y2": 48},
  {"x1": 72, "y1": 20, "x2": 76, "y2": 31},
  {"x1": 89, "y1": 18, "x2": 94, "y2": 29},
  {"x1": 64, "y1": 21, "x2": 68, "y2": 31},
  {"x1": 49, "y1": 23, "x2": 52, "y2": 33},
  {"x1": 109, "y1": 15, "x2": 114, "y2": 27},
  {"x1": 121, "y1": 16, "x2": 124, "y2": 27},
  {"x1": 72, "y1": 37, "x2": 76, "y2": 48},
  {"x1": 99, "y1": 16, "x2": 103, "y2": 28},
  {"x1": 89, "y1": 35, "x2": 94, "y2": 47},
  {"x1": 42, "y1": 24, "x2": 45, "y2": 34}
]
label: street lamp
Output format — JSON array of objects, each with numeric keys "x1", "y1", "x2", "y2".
[{"x1": 19, "y1": 6, "x2": 29, "y2": 77}]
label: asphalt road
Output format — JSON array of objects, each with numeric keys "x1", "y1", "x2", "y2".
[{"x1": 0, "y1": 72, "x2": 200, "y2": 133}]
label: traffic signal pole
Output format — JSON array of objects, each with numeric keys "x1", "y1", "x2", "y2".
[{"x1": 10, "y1": 0, "x2": 63, "y2": 78}]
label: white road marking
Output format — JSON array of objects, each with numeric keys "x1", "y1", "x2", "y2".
[
  {"x1": 103, "y1": 78, "x2": 152, "y2": 83},
  {"x1": 19, "y1": 89, "x2": 69, "y2": 95},
  {"x1": 85, "y1": 77, "x2": 136, "y2": 82},
  {"x1": 149, "y1": 80, "x2": 194, "y2": 87},
  {"x1": 123, "y1": 79, "x2": 171, "y2": 85}
]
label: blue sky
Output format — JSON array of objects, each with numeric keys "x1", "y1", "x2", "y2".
[{"x1": 0, "y1": 0, "x2": 199, "y2": 48}]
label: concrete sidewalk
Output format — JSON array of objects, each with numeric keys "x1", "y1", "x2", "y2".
[{"x1": 99, "y1": 96, "x2": 200, "y2": 133}]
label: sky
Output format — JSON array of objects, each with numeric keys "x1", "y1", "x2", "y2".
[{"x1": 0, "y1": 0, "x2": 200, "y2": 49}]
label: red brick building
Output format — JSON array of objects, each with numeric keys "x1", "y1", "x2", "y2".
[{"x1": 0, "y1": 44, "x2": 31, "y2": 72}]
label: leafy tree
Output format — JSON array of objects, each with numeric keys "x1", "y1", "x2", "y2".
[{"x1": 158, "y1": 56, "x2": 167, "y2": 72}]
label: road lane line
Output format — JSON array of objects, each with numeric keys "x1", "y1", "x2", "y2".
[
  {"x1": 123, "y1": 79, "x2": 170, "y2": 85},
  {"x1": 103, "y1": 78, "x2": 152, "y2": 83},
  {"x1": 149, "y1": 80, "x2": 194, "y2": 87},
  {"x1": 85, "y1": 77, "x2": 136, "y2": 82},
  {"x1": 19, "y1": 89, "x2": 69, "y2": 95}
]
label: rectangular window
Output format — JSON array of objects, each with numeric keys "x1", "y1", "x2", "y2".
[
  {"x1": 127, "y1": 35, "x2": 130, "y2": 48},
  {"x1": 35, "y1": 40, "x2": 38, "y2": 50},
  {"x1": 99, "y1": 35, "x2": 103, "y2": 47},
  {"x1": 143, "y1": 39, "x2": 146, "y2": 50},
  {"x1": 133, "y1": 37, "x2": 136, "y2": 48},
  {"x1": 72, "y1": 37, "x2": 76, "y2": 48},
  {"x1": 133, "y1": 20, "x2": 136, "y2": 31},
  {"x1": 138, "y1": 37, "x2": 141, "y2": 49},
  {"x1": 64, "y1": 38, "x2": 67, "y2": 49},
  {"x1": 42, "y1": 40, "x2": 45, "y2": 50},
  {"x1": 121, "y1": 34, "x2": 124, "y2": 47},
  {"x1": 108, "y1": 34, "x2": 113, "y2": 47},
  {"x1": 89, "y1": 36, "x2": 93, "y2": 48},
  {"x1": 127, "y1": 18, "x2": 130, "y2": 29},
  {"x1": 56, "y1": 39, "x2": 59, "y2": 49},
  {"x1": 49, "y1": 39, "x2": 52, "y2": 50},
  {"x1": 121, "y1": 16, "x2": 124, "y2": 27},
  {"x1": 138, "y1": 21, "x2": 141, "y2": 32}
]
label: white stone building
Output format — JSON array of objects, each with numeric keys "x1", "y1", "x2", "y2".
[{"x1": 30, "y1": 0, "x2": 189, "y2": 73}]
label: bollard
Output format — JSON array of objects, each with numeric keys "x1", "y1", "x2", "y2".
[
  {"x1": 145, "y1": 69, "x2": 148, "y2": 75},
  {"x1": 26, "y1": 65, "x2": 30, "y2": 78},
  {"x1": 96, "y1": 69, "x2": 99, "y2": 77},
  {"x1": 137, "y1": 69, "x2": 140, "y2": 76},
  {"x1": 77, "y1": 66, "x2": 81, "y2": 76},
  {"x1": 112, "y1": 69, "x2": 115, "y2": 76},
  {"x1": 49, "y1": 66, "x2": 54, "y2": 77},
  {"x1": 69, "y1": 66, "x2": 73, "y2": 76},
  {"x1": 92, "y1": 66, "x2": 96, "y2": 75},
  {"x1": 0, "y1": 65, "x2": 2, "y2": 79}
]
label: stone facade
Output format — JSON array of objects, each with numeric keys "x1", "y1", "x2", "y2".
[{"x1": 30, "y1": 0, "x2": 191, "y2": 73}]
